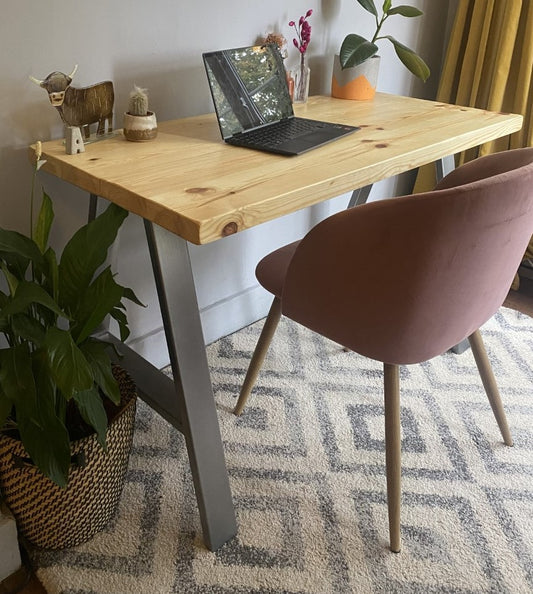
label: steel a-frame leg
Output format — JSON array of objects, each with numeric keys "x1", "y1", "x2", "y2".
[
  {"x1": 143, "y1": 220, "x2": 237, "y2": 551},
  {"x1": 347, "y1": 185, "x2": 373, "y2": 208},
  {"x1": 89, "y1": 195, "x2": 236, "y2": 551}
]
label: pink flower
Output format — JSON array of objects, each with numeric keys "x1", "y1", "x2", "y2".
[{"x1": 288, "y1": 9, "x2": 313, "y2": 55}]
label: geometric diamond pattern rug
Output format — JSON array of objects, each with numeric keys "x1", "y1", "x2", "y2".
[{"x1": 32, "y1": 307, "x2": 533, "y2": 593}]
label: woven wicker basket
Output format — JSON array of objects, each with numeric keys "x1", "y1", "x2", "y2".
[{"x1": 0, "y1": 366, "x2": 137, "y2": 549}]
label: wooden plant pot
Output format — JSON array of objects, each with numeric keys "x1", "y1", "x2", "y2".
[
  {"x1": 331, "y1": 55, "x2": 380, "y2": 101},
  {"x1": 0, "y1": 367, "x2": 137, "y2": 550},
  {"x1": 123, "y1": 111, "x2": 158, "y2": 141}
]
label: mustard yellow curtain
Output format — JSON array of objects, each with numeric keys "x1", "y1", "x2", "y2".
[{"x1": 415, "y1": 0, "x2": 533, "y2": 281}]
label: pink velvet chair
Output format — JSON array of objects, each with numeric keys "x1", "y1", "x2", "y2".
[{"x1": 234, "y1": 147, "x2": 533, "y2": 552}]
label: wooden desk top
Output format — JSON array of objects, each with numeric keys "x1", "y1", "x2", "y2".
[{"x1": 35, "y1": 94, "x2": 522, "y2": 245}]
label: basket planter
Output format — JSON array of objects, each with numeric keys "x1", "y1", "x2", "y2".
[{"x1": 0, "y1": 367, "x2": 137, "y2": 550}]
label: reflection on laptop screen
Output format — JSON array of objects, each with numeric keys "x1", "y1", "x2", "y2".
[{"x1": 203, "y1": 45, "x2": 294, "y2": 140}]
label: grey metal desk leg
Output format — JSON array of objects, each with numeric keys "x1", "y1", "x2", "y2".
[
  {"x1": 347, "y1": 185, "x2": 373, "y2": 208},
  {"x1": 450, "y1": 339, "x2": 471, "y2": 354},
  {"x1": 88, "y1": 193, "x2": 98, "y2": 222},
  {"x1": 435, "y1": 155, "x2": 455, "y2": 182},
  {"x1": 144, "y1": 220, "x2": 237, "y2": 551}
]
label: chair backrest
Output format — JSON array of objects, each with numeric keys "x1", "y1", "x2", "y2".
[{"x1": 281, "y1": 148, "x2": 533, "y2": 365}]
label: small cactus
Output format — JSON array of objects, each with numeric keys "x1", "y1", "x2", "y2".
[{"x1": 128, "y1": 85, "x2": 149, "y2": 116}]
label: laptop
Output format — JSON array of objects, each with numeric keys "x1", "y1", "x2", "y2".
[{"x1": 202, "y1": 44, "x2": 359, "y2": 156}]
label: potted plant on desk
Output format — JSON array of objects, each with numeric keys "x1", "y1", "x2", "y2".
[
  {"x1": 0, "y1": 143, "x2": 143, "y2": 549},
  {"x1": 332, "y1": 0, "x2": 430, "y2": 100},
  {"x1": 123, "y1": 84, "x2": 158, "y2": 141}
]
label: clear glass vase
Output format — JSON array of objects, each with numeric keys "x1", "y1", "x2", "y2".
[{"x1": 292, "y1": 54, "x2": 310, "y2": 103}]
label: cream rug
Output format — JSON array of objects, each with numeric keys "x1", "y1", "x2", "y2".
[{"x1": 32, "y1": 308, "x2": 533, "y2": 593}]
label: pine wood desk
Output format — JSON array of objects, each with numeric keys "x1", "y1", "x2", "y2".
[{"x1": 35, "y1": 93, "x2": 523, "y2": 551}]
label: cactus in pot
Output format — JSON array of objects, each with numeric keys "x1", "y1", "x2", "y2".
[
  {"x1": 128, "y1": 85, "x2": 149, "y2": 116},
  {"x1": 123, "y1": 85, "x2": 157, "y2": 141}
]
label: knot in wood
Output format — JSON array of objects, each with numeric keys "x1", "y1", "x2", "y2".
[{"x1": 222, "y1": 222, "x2": 238, "y2": 237}]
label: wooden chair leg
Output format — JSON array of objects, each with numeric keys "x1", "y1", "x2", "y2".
[
  {"x1": 233, "y1": 297, "x2": 282, "y2": 416},
  {"x1": 468, "y1": 330, "x2": 513, "y2": 446},
  {"x1": 384, "y1": 363, "x2": 401, "y2": 553}
]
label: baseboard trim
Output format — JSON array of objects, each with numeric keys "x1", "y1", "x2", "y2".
[{"x1": 126, "y1": 284, "x2": 272, "y2": 369}]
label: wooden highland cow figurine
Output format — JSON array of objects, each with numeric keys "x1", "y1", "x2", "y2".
[{"x1": 30, "y1": 65, "x2": 114, "y2": 139}]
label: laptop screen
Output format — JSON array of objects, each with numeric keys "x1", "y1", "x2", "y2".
[{"x1": 203, "y1": 44, "x2": 294, "y2": 140}]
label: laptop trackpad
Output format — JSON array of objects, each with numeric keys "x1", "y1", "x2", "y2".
[{"x1": 281, "y1": 129, "x2": 355, "y2": 154}]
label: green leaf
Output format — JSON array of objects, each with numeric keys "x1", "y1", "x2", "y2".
[
  {"x1": 17, "y1": 405, "x2": 71, "y2": 488},
  {"x1": 44, "y1": 327, "x2": 94, "y2": 399},
  {"x1": 384, "y1": 36, "x2": 430, "y2": 81},
  {"x1": 382, "y1": 0, "x2": 392, "y2": 12},
  {"x1": 43, "y1": 247, "x2": 59, "y2": 302},
  {"x1": 10, "y1": 313, "x2": 46, "y2": 346},
  {"x1": 0, "y1": 294, "x2": 13, "y2": 343},
  {"x1": 73, "y1": 386, "x2": 108, "y2": 449},
  {"x1": 0, "y1": 264, "x2": 19, "y2": 297},
  {"x1": 0, "y1": 255, "x2": 28, "y2": 285},
  {"x1": 32, "y1": 348, "x2": 56, "y2": 414},
  {"x1": 0, "y1": 230, "x2": 39, "y2": 280},
  {"x1": 0, "y1": 345, "x2": 37, "y2": 417},
  {"x1": 0, "y1": 384, "x2": 12, "y2": 429},
  {"x1": 340, "y1": 34, "x2": 379, "y2": 69},
  {"x1": 71, "y1": 267, "x2": 124, "y2": 344},
  {"x1": 110, "y1": 306, "x2": 130, "y2": 342},
  {"x1": 0, "y1": 229, "x2": 44, "y2": 270},
  {"x1": 0, "y1": 281, "x2": 67, "y2": 321},
  {"x1": 58, "y1": 204, "x2": 128, "y2": 316},
  {"x1": 356, "y1": 0, "x2": 378, "y2": 17},
  {"x1": 80, "y1": 339, "x2": 121, "y2": 404},
  {"x1": 34, "y1": 191, "x2": 54, "y2": 254},
  {"x1": 92, "y1": 284, "x2": 143, "y2": 340},
  {"x1": 387, "y1": 5, "x2": 423, "y2": 17},
  {"x1": 123, "y1": 287, "x2": 144, "y2": 308}
]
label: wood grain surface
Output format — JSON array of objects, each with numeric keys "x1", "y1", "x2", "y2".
[{"x1": 33, "y1": 94, "x2": 523, "y2": 245}]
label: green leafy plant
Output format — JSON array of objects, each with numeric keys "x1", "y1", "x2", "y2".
[
  {"x1": 339, "y1": 0, "x2": 430, "y2": 82},
  {"x1": 0, "y1": 143, "x2": 142, "y2": 487}
]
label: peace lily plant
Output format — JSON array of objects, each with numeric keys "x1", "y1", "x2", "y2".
[
  {"x1": 340, "y1": 0, "x2": 430, "y2": 82},
  {"x1": 0, "y1": 142, "x2": 141, "y2": 487}
]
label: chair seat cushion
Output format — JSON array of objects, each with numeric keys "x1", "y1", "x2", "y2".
[{"x1": 256, "y1": 240, "x2": 300, "y2": 298}]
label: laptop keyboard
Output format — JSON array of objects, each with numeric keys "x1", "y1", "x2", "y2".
[{"x1": 229, "y1": 118, "x2": 326, "y2": 148}]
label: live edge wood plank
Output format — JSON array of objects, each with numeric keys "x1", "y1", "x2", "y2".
[{"x1": 32, "y1": 94, "x2": 523, "y2": 245}]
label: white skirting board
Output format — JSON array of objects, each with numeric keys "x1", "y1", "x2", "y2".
[{"x1": 126, "y1": 284, "x2": 273, "y2": 370}]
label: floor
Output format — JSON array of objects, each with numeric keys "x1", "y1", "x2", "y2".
[
  {"x1": 6, "y1": 277, "x2": 533, "y2": 594},
  {"x1": 503, "y1": 275, "x2": 533, "y2": 317}
]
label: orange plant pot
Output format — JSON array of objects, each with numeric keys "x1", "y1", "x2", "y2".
[{"x1": 331, "y1": 55, "x2": 380, "y2": 101}]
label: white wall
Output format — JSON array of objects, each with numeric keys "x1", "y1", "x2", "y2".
[{"x1": 0, "y1": 0, "x2": 451, "y2": 368}]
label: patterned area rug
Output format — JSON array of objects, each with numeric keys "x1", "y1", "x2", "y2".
[{"x1": 32, "y1": 308, "x2": 533, "y2": 593}]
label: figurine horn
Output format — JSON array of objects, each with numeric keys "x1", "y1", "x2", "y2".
[
  {"x1": 68, "y1": 64, "x2": 78, "y2": 79},
  {"x1": 29, "y1": 75, "x2": 44, "y2": 86}
]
